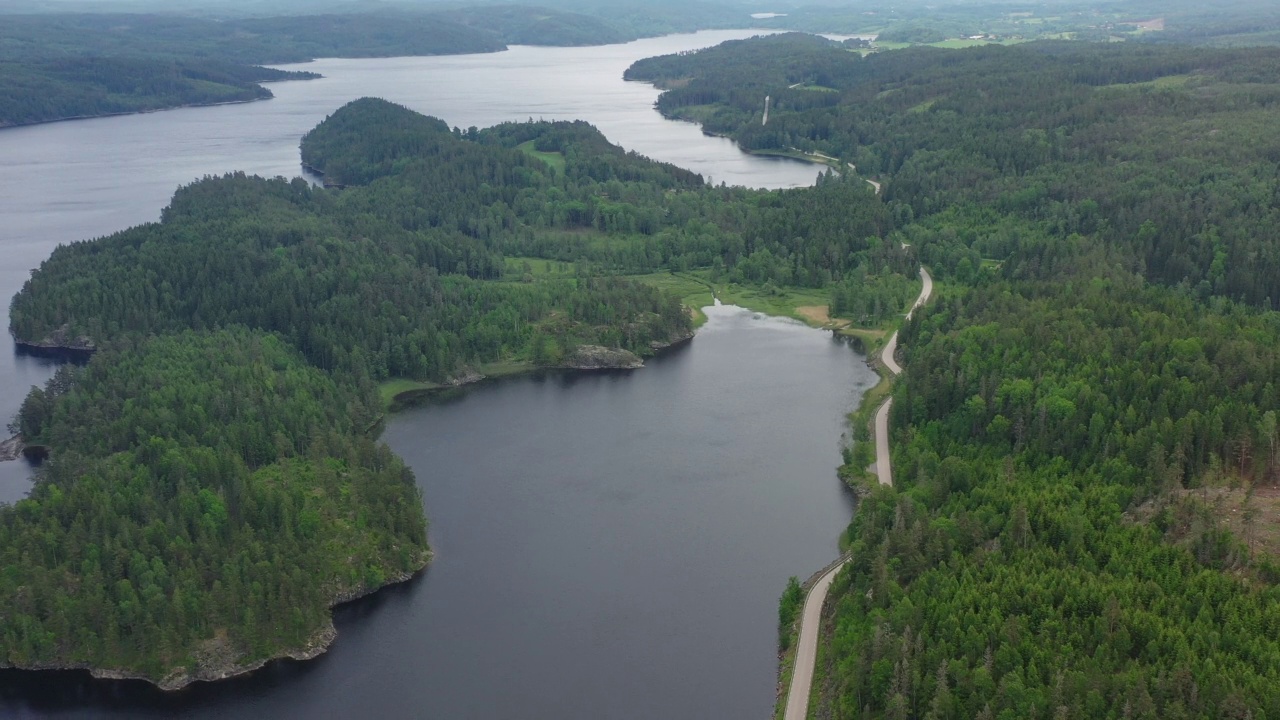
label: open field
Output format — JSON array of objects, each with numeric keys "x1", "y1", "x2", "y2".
[{"x1": 516, "y1": 140, "x2": 565, "y2": 172}]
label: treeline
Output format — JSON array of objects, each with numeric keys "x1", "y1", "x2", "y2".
[
  {"x1": 12, "y1": 99, "x2": 898, "y2": 376},
  {"x1": 629, "y1": 37, "x2": 1280, "y2": 306},
  {"x1": 11, "y1": 99, "x2": 709, "y2": 382},
  {"x1": 0, "y1": 6, "x2": 644, "y2": 127},
  {"x1": 0, "y1": 57, "x2": 315, "y2": 128},
  {"x1": 0, "y1": 11, "x2": 503, "y2": 126},
  {"x1": 433, "y1": 5, "x2": 626, "y2": 47},
  {"x1": 632, "y1": 34, "x2": 1280, "y2": 716},
  {"x1": 1, "y1": 329, "x2": 428, "y2": 685},
  {"x1": 827, "y1": 278, "x2": 1280, "y2": 719},
  {"x1": 1, "y1": 96, "x2": 907, "y2": 685}
]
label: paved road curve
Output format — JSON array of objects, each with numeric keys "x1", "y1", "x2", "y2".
[
  {"x1": 783, "y1": 265, "x2": 933, "y2": 720},
  {"x1": 782, "y1": 558, "x2": 845, "y2": 720}
]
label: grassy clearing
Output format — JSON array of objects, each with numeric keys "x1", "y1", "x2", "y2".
[
  {"x1": 668, "y1": 104, "x2": 723, "y2": 124},
  {"x1": 712, "y1": 281, "x2": 831, "y2": 322},
  {"x1": 838, "y1": 325, "x2": 889, "y2": 348},
  {"x1": 1104, "y1": 73, "x2": 1196, "y2": 90},
  {"x1": 378, "y1": 361, "x2": 534, "y2": 410},
  {"x1": 628, "y1": 270, "x2": 716, "y2": 327},
  {"x1": 378, "y1": 378, "x2": 441, "y2": 407},
  {"x1": 516, "y1": 140, "x2": 565, "y2": 173},
  {"x1": 876, "y1": 38, "x2": 1027, "y2": 51}
]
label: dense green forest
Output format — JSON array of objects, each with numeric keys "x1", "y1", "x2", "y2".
[
  {"x1": 0, "y1": 6, "x2": 662, "y2": 126},
  {"x1": 0, "y1": 58, "x2": 316, "y2": 128},
  {"x1": 12, "y1": 97, "x2": 907, "y2": 378},
  {"x1": 0, "y1": 12, "x2": 491, "y2": 126},
  {"x1": 1, "y1": 95, "x2": 913, "y2": 685},
  {"x1": 631, "y1": 35, "x2": 1280, "y2": 717},
  {"x1": 1, "y1": 329, "x2": 428, "y2": 687},
  {"x1": 629, "y1": 36, "x2": 1280, "y2": 306}
]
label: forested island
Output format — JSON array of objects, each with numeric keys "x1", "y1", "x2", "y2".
[
  {"x1": 630, "y1": 34, "x2": 1280, "y2": 717},
  {"x1": 2, "y1": 96, "x2": 918, "y2": 687}
]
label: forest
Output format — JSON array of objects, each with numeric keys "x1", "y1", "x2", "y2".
[
  {"x1": 11, "y1": 97, "x2": 907, "y2": 381},
  {"x1": 0, "y1": 6, "x2": 653, "y2": 127},
  {"x1": 0, "y1": 58, "x2": 317, "y2": 128},
  {"x1": 1, "y1": 329, "x2": 428, "y2": 687},
  {"x1": 11, "y1": 22, "x2": 1280, "y2": 712},
  {"x1": 1, "y1": 97, "x2": 918, "y2": 683},
  {"x1": 630, "y1": 35, "x2": 1280, "y2": 717}
]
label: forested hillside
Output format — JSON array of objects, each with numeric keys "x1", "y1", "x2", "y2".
[
  {"x1": 1, "y1": 330, "x2": 428, "y2": 688},
  {"x1": 0, "y1": 6, "x2": 647, "y2": 127},
  {"x1": 631, "y1": 36, "x2": 1280, "y2": 717},
  {"x1": 630, "y1": 36, "x2": 1280, "y2": 305},
  {"x1": 1, "y1": 100, "x2": 705, "y2": 685},
  {"x1": 1, "y1": 95, "x2": 914, "y2": 686},
  {"x1": 0, "y1": 58, "x2": 316, "y2": 128},
  {"x1": 12, "y1": 98, "x2": 903, "y2": 379}
]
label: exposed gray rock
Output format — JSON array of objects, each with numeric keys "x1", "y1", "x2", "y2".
[
  {"x1": 445, "y1": 368, "x2": 485, "y2": 386},
  {"x1": 650, "y1": 327, "x2": 695, "y2": 352},
  {"x1": 19, "y1": 324, "x2": 96, "y2": 352},
  {"x1": 562, "y1": 345, "x2": 643, "y2": 370},
  {"x1": 0, "y1": 434, "x2": 22, "y2": 462}
]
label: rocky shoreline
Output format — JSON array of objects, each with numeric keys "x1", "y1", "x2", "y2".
[
  {"x1": 14, "y1": 326, "x2": 97, "y2": 353},
  {"x1": 0, "y1": 557, "x2": 429, "y2": 692},
  {"x1": 0, "y1": 97, "x2": 270, "y2": 132},
  {"x1": 0, "y1": 434, "x2": 23, "y2": 462},
  {"x1": 562, "y1": 344, "x2": 644, "y2": 370}
]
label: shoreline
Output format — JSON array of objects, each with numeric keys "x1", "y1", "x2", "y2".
[
  {"x1": 776, "y1": 266, "x2": 933, "y2": 720},
  {"x1": 13, "y1": 337, "x2": 96, "y2": 355},
  {"x1": 0, "y1": 97, "x2": 275, "y2": 132},
  {"x1": 657, "y1": 108, "x2": 842, "y2": 172},
  {"x1": 384, "y1": 330, "x2": 697, "y2": 410},
  {"x1": 0, "y1": 552, "x2": 431, "y2": 692}
]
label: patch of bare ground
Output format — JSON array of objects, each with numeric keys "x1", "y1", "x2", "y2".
[
  {"x1": 797, "y1": 305, "x2": 849, "y2": 328},
  {"x1": 1130, "y1": 485, "x2": 1280, "y2": 566}
]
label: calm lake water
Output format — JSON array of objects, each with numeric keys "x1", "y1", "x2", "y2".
[
  {"x1": 0, "y1": 30, "x2": 872, "y2": 719},
  {"x1": 0, "y1": 29, "x2": 825, "y2": 501}
]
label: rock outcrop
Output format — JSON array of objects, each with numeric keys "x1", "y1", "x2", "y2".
[
  {"x1": 562, "y1": 345, "x2": 643, "y2": 370},
  {"x1": 0, "y1": 434, "x2": 23, "y2": 462},
  {"x1": 17, "y1": 324, "x2": 96, "y2": 352}
]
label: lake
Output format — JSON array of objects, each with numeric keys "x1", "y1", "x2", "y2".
[
  {"x1": 0, "y1": 31, "x2": 872, "y2": 718},
  {"x1": 0, "y1": 29, "x2": 827, "y2": 502}
]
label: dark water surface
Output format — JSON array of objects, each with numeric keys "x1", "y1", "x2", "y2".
[
  {"x1": 0, "y1": 30, "x2": 871, "y2": 719},
  {"x1": 1, "y1": 307, "x2": 874, "y2": 718},
  {"x1": 0, "y1": 29, "x2": 823, "y2": 502}
]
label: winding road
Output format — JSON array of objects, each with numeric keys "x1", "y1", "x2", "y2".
[
  {"x1": 783, "y1": 265, "x2": 933, "y2": 720},
  {"x1": 849, "y1": 162, "x2": 882, "y2": 195}
]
